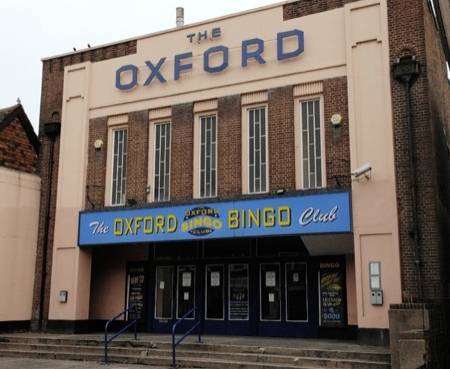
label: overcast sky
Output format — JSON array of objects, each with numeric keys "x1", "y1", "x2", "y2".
[{"x1": 0, "y1": 0, "x2": 277, "y2": 133}]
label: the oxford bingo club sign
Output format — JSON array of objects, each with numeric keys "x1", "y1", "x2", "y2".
[
  {"x1": 78, "y1": 192, "x2": 351, "y2": 246},
  {"x1": 115, "y1": 27, "x2": 305, "y2": 90}
]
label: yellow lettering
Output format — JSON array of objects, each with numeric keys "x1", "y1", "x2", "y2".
[
  {"x1": 124, "y1": 218, "x2": 133, "y2": 235},
  {"x1": 263, "y1": 207, "x2": 275, "y2": 227},
  {"x1": 228, "y1": 209, "x2": 239, "y2": 229},
  {"x1": 143, "y1": 216, "x2": 153, "y2": 234},
  {"x1": 114, "y1": 219, "x2": 123, "y2": 235},
  {"x1": 248, "y1": 209, "x2": 260, "y2": 228},
  {"x1": 155, "y1": 216, "x2": 165, "y2": 233},
  {"x1": 278, "y1": 206, "x2": 291, "y2": 227},
  {"x1": 134, "y1": 216, "x2": 143, "y2": 234},
  {"x1": 167, "y1": 214, "x2": 177, "y2": 233},
  {"x1": 241, "y1": 209, "x2": 246, "y2": 228},
  {"x1": 213, "y1": 219, "x2": 222, "y2": 230},
  {"x1": 203, "y1": 217, "x2": 212, "y2": 228},
  {"x1": 193, "y1": 217, "x2": 203, "y2": 228}
]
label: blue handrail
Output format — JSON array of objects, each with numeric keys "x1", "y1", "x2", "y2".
[
  {"x1": 172, "y1": 307, "x2": 202, "y2": 368},
  {"x1": 104, "y1": 306, "x2": 138, "y2": 364}
]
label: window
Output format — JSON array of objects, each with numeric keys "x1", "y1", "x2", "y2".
[
  {"x1": 154, "y1": 266, "x2": 173, "y2": 319},
  {"x1": 248, "y1": 106, "x2": 268, "y2": 193},
  {"x1": 111, "y1": 128, "x2": 128, "y2": 206},
  {"x1": 300, "y1": 98, "x2": 324, "y2": 189},
  {"x1": 154, "y1": 122, "x2": 171, "y2": 202},
  {"x1": 199, "y1": 114, "x2": 217, "y2": 198}
]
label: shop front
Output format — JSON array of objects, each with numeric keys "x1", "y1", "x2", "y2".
[{"x1": 80, "y1": 191, "x2": 353, "y2": 338}]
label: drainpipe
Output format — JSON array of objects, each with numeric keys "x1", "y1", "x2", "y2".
[
  {"x1": 38, "y1": 119, "x2": 61, "y2": 330},
  {"x1": 392, "y1": 55, "x2": 422, "y2": 302}
]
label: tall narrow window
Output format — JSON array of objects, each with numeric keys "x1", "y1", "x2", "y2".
[
  {"x1": 300, "y1": 98, "x2": 323, "y2": 189},
  {"x1": 154, "y1": 122, "x2": 171, "y2": 202},
  {"x1": 248, "y1": 106, "x2": 267, "y2": 193},
  {"x1": 111, "y1": 128, "x2": 128, "y2": 206},
  {"x1": 200, "y1": 114, "x2": 217, "y2": 198}
]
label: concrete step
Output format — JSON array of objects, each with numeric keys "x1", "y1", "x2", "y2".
[
  {"x1": 0, "y1": 342, "x2": 391, "y2": 369},
  {"x1": 0, "y1": 335, "x2": 390, "y2": 363},
  {"x1": 0, "y1": 349, "x2": 330, "y2": 369}
]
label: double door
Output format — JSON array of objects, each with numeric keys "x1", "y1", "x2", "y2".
[{"x1": 150, "y1": 261, "x2": 315, "y2": 337}]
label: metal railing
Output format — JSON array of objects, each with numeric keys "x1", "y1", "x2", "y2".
[
  {"x1": 104, "y1": 307, "x2": 138, "y2": 364},
  {"x1": 172, "y1": 307, "x2": 202, "y2": 368}
]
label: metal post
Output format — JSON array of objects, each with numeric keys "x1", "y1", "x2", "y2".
[
  {"x1": 172, "y1": 330, "x2": 176, "y2": 368},
  {"x1": 197, "y1": 309, "x2": 202, "y2": 343},
  {"x1": 104, "y1": 330, "x2": 108, "y2": 364}
]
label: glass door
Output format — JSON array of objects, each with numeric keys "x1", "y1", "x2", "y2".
[
  {"x1": 260, "y1": 263, "x2": 281, "y2": 321},
  {"x1": 285, "y1": 262, "x2": 308, "y2": 322},
  {"x1": 205, "y1": 264, "x2": 224, "y2": 320},
  {"x1": 177, "y1": 265, "x2": 196, "y2": 319},
  {"x1": 154, "y1": 265, "x2": 173, "y2": 320}
]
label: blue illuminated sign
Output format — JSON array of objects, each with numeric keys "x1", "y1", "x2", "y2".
[
  {"x1": 115, "y1": 28, "x2": 305, "y2": 90},
  {"x1": 78, "y1": 191, "x2": 351, "y2": 246}
]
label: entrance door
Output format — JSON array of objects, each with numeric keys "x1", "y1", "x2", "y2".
[
  {"x1": 204, "y1": 264, "x2": 225, "y2": 333},
  {"x1": 257, "y1": 263, "x2": 282, "y2": 336},
  {"x1": 152, "y1": 264, "x2": 197, "y2": 332},
  {"x1": 258, "y1": 262, "x2": 313, "y2": 337},
  {"x1": 177, "y1": 265, "x2": 196, "y2": 319}
]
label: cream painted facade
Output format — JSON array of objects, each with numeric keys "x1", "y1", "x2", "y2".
[
  {"x1": 48, "y1": 0, "x2": 401, "y2": 331},
  {"x1": 0, "y1": 167, "x2": 40, "y2": 322}
]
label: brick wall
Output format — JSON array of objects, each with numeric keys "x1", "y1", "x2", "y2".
[
  {"x1": 387, "y1": 0, "x2": 450, "y2": 365},
  {"x1": 387, "y1": 0, "x2": 449, "y2": 301},
  {"x1": 217, "y1": 95, "x2": 242, "y2": 198},
  {"x1": 423, "y1": 0, "x2": 450, "y2": 297},
  {"x1": 268, "y1": 86, "x2": 296, "y2": 191},
  {"x1": 282, "y1": 0, "x2": 357, "y2": 20},
  {"x1": 32, "y1": 40, "x2": 137, "y2": 328},
  {"x1": 170, "y1": 103, "x2": 194, "y2": 202},
  {"x1": 127, "y1": 111, "x2": 149, "y2": 205},
  {"x1": 86, "y1": 117, "x2": 108, "y2": 209},
  {"x1": 323, "y1": 77, "x2": 351, "y2": 189},
  {"x1": 85, "y1": 77, "x2": 350, "y2": 205},
  {"x1": 0, "y1": 117, "x2": 38, "y2": 174},
  {"x1": 423, "y1": 3, "x2": 450, "y2": 298}
]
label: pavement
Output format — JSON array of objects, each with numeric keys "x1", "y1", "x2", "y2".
[{"x1": 0, "y1": 358, "x2": 165, "y2": 369}]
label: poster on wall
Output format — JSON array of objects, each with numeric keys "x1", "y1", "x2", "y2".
[
  {"x1": 319, "y1": 261, "x2": 345, "y2": 327},
  {"x1": 127, "y1": 264, "x2": 146, "y2": 321},
  {"x1": 229, "y1": 264, "x2": 249, "y2": 320}
]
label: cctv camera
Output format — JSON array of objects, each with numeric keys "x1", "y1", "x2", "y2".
[{"x1": 351, "y1": 162, "x2": 372, "y2": 179}]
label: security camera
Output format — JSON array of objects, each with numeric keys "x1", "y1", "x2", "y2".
[{"x1": 351, "y1": 162, "x2": 372, "y2": 179}]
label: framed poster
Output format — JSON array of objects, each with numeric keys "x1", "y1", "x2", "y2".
[
  {"x1": 229, "y1": 264, "x2": 249, "y2": 320},
  {"x1": 126, "y1": 263, "x2": 146, "y2": 321},
  {"x1": 318, "y1": 261, "x2": 345, "y2": 327}
]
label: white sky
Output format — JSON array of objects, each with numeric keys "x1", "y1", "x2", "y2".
[{"x1": 0, "y1": 0, "x2": 277, "y2": 133}]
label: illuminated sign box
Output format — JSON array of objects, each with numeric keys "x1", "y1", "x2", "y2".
[{"x1": 78, "y1": 191, "x2": 351, "y2": 246}]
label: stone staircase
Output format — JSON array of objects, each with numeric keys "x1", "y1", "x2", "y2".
[{"x1": 0, "y1": 334, "x2": 391, "y2": 369}]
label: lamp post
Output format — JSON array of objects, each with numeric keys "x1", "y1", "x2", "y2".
[
  {"x1": 392, "y1": 55, "x2": 422, "y2": 302},
  {"x1": 38, "y1": 114, "x2": 61, "y2": 330}
]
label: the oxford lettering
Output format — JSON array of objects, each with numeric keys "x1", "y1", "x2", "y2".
[
  {"x1": 89, "y1": 221, "x2": 109, "y2": 235},
  {"x1": 115, "y1": 29, "x2": 304, "y2": 90},
  {"x1": 186, "y1": 27, "x2": 221, "y2": 43}
]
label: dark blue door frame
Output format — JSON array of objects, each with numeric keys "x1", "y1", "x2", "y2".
[{"x1": 145, "y1": 259, "x2": 341, "y2": 337}]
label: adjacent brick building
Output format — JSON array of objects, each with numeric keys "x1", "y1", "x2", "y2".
[{"x1": 27, "y1": 0, "x2": 450, "y2": 367}]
